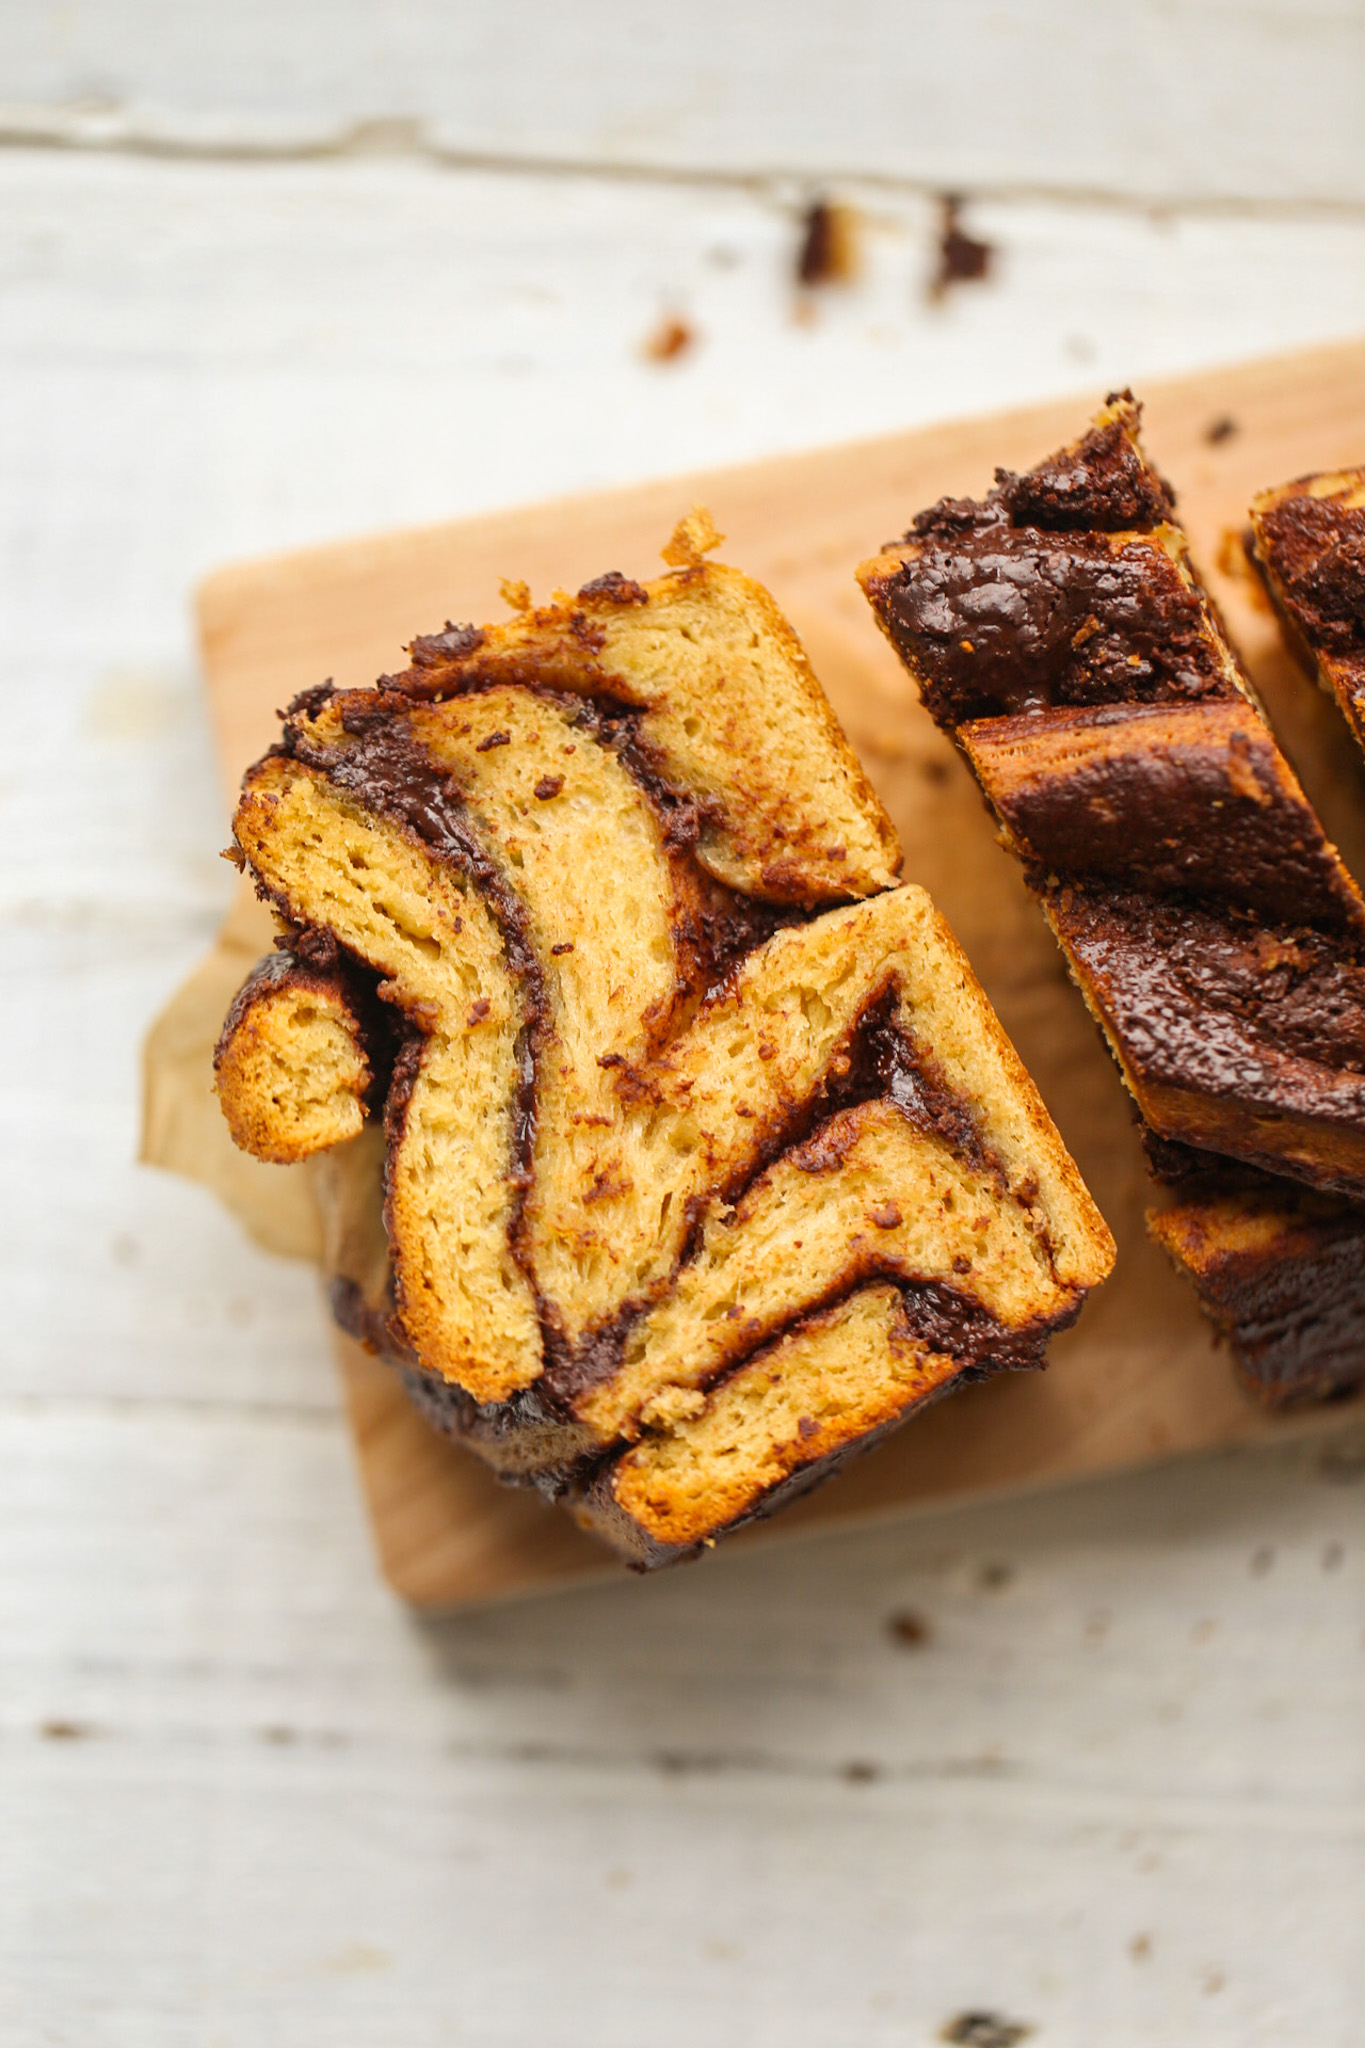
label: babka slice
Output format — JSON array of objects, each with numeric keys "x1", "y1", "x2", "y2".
[
  {"x1": 1205, "y1": 464, "x2": 1365, "y2": 1404},
  {"x1": 1144, "y1": 1131, "x2": 1365, "y2": 1407},
  {"x1": 218, "y1": 514, "x2": 1114, "y2": 1562},
  {"x1": 859, "y1": 394, "x2": 1365, "y2": 1200},
  {"x1": 858, "y1": 397, "x2": 1365, "y2": 1407},
  {"x1": 1249, "y1": 469, "x2": 1365, "y2": 754}
]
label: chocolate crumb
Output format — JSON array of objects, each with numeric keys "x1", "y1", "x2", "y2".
[
  {"x1": 642, "y1": 314, "x2": 696, "y2": 364},
  {"x1": 475, "y1": 730, "x2": 511, "y2": 753},
  {"x1": 1205, "y1": 415, "x2": 1238, "y2": 445},
  {"x1": 871, "y1": 1201, "x2": 903, "y2": 1229},
  {"x1": 408, "y1": 621, "x2": 485, "y2": 671},
  {"x1": 290, "y1": 924, "x2": 340, "y2": 971},
  {"x1": 887, "y1": 1609, "x2": 930, "y2": 1647},
  {"x1": 797, "y1": 198, "x2": 861, "y2": 286},
  {"x1": 842, "y1": 1759, "x2": 882, "y2": 1783},
  {"x1": 534, "y1": 775, "x2": 565, "y2": 801},
  {"x1": 939, "y1": 2015, "x2": 1033, "y2": 2048},
  {"x1": 466, "y1": 999, "x2": 491, "y2": 1025},
  {"x1": 931, "y1": 196, "x2": 993, "y2": 298},
  {"x1": 551, "y1": 941, "x2": 575, "y2": 956},
  {"x1": 578, "y1": 571, "x2": 648, "y2": 606},
  {"x1": 568, "y1": 611, "x2": 607, "y2": 654},
  {"x1": 797, "y1": 1414, "x2": 819, "y2": 1440},
  {"x1": 40, "y1": 1719, "x2": 93, "y2": 1741},
  {"x1": 280, "y1": 680, "x2": 337, "y2": 722}
]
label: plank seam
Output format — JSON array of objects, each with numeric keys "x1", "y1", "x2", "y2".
[{"x1": 5, "y1": 113, "x2": 1365, "y2": 222}]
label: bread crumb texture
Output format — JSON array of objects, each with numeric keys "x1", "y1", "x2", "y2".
[{"x1": 217, "y1": 529, "x2": 1113, "y2": 1559}]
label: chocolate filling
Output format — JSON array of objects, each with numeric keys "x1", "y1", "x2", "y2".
[
  {"x1": 300, "y1": 683, "x2": 807, "y2": 1002},
  {"x1": 622, "y1": 986, "x2": 1000, "y2": 1347},
  {"x1": 217, "y1": 945, "x2": 313, "y2": 1046},
  {"x1": 577, "y1": 570, "x2": 649, "y2": 606},
  {"x1": 407, "y1": 1268, "x2": 1079, "y2": 1509},
  {"x1": 280, "y1": 696, "x2": 547, "y2": 1347},
  {"x1": 215, "y1": 933, "x2": 397, "y2": 1108},
  {"x1": 398, "y1": 622, "x2": 487, "y2": 698},
  {"x1": 575, "y1": 1275, "x2": 1083, "y2": 1568},
  {"x1": 1051, "y1": 888, "x2": 1365, "y2": 1089},
  {"x1": 1226, "y1": 1227, "x2": 1365, "y2": 1404},
  {"x1": 277, "y1": 688, "x2": 984, "y2": 1465},
  {"x1": 265, "y1": 677, "x2": 1048, "y2": 1495},
  {"x1": 879, "y1": 523, "x2": 1229, "y2": 726},
  {"x1": 1254, "y1": 494, "x2": 1365, "y2": 657},
  {"x1": 991, "y1": 409, "x2": 1175, "y2": 534},
  {"x1": 1250, "y1": 508, "x2": 1365, "y2": 745},
  {"x1": 973, "y1": 702, "x2": 1364, "y2": 933},
  {"x1": 1154, "y1": 1189, "x2": 1365, "y2": 1407},
  {"x1": 851, "y1": 990, "x2": 996, "y2": 1179},
  {"x1": 877, "y1": 406, "x2": 1227, "y2": 726},
  {"x1": 517, "y1": 983, "x2": 1008, "y2": 1427},
  {"x1": 863, "y1": 396, "x2": 1365, "y2": 1405},
  {"x1": 395, "y1": 985, "x2": 1022, "y2": 1497},
  {"x1": 357, "y1": 980, "x2": 1023, "y2": 1492}
]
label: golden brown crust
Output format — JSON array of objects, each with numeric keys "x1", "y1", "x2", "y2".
[
  {"x1": 1150, "y1": 1181, "x2": 1365, "y2": 1406},
  {"x1": 574, "y1": 1286, "x2": 965, "y2": 1564},
  {"x1": 233, "y1": 751, "x2": 544, "y2": 1406},
  {"x1": 393, "y1": 553, "x2": 902, "y2": 902},
  {"x1": 214, "y1": 949, "x2": 371, "y2": 1165}
]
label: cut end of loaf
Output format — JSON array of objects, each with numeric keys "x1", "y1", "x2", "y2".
[{"x1": 216, "y1": 520, "x2": 1115, "y2": 1563}]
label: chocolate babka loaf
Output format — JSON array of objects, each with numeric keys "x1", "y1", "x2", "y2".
[
  {"x1": 216, "y1": 512, "x2": 1114, "y2": 1564},
  {"x1": 859, "y1": 396, "x2": 1365, "y2": 1405}
]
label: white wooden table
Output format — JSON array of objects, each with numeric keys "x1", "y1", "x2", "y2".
[{"x1": 4, "y1": 7, "x2": 1365, "y2": 2042}]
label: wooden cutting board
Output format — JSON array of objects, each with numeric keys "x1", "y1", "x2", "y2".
[{"x1": 185, "y1": 338, "x2": 1365, "y2": 1608}]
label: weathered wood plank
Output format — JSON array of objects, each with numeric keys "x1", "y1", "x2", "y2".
[
  {"x1": 4, "y1": 0, "x2": 1364, "y2": 206},
  {"x1": 4, "y1": 132, "x2": 1365, "y2": 2046},
  {"x1": 6, "y1": 152, "x2": 1365, "y2": 681},
  {"x1": 3, "y1": 1407, "x2": 1363, "y2": 2044}
]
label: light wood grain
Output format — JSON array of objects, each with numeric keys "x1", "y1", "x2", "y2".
[
  {"x1": 5, "y1": 0, "x2": 1364, "y2": 207},
  {"x1": 9, "y1": 150, "x2": 1365, "y2": 671},
  {"x1": 7, "y1": 96, "x2": 1365, "y2": 2047},
  {"x1": 6, "y1": 1399, "x2": 1364, "y2": 2046},
  {"x1": 177, "y1": 338, "x2": 1365, "y2": 1608}
]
